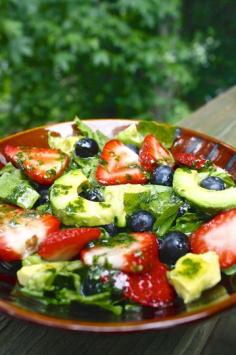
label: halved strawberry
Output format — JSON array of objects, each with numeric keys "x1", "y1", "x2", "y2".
[
  {"x1": 0, "y1": 204, "x2": 60, "y2": 261},
  {"x1": 173, "y1": 152, "x2": 206, "y2": 170},
  {"x1": 190, "y1": 209, "x2": 236, "y2": 268},
  {"x1": 123, "y1": 260, "x2": 175, "y2": 307},
  {"x1": 39, "y1": 228, "x2": 101, "y2": 261},
  {"x1": 4, "y1": 145, "x2": 69, "y2": 185},
  {"x1": 81, "y1": 232, "x2": 158, "y2": 273},
  {"x1": 139, "y1": 135, "x2": 174, "y2": 172},
  {"x1": 96, "y1": 139, "x2": 147, "y2": 185}
]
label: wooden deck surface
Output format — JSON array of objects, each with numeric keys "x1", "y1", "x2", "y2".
[{"x1": 1, "y1": 86, "x2": 236, "y2": 355}]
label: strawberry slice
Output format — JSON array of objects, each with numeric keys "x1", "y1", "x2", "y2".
[
  {"x1": 4, "y1": 145, "x2": 69, "y2": 185},
  {"x1": 191, "y1": 209, "x2": 236, "y2": 268},
  {"x1": 39, "y1": 228, "x2": 101, "y2": 261},
  {"x1": 81, "y1": 232, "x2": 158, "y2": 273},
  {"x1": 96, "y1": 139, "x2": 147, "y2": 185},
  {"x1": 123, "y1": 260, "x2": 175, "y2": 307},
  {"x1": 139, "y1": 135, "x2": 174, "y2": 172},
  {"x1": 173, "y1": 152, "x2": 206, "y2": 170},
  {"x1": 0, "y1": 204, "x2": 60, "y2": 261}
]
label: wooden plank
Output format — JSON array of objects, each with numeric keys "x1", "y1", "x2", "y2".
[
  {"x1": 0, "y1": 316, "x2": 219, "y2": 355},
  {"x1": 180, "y1": 85, "x2": 236, "y2": 146},
  {"x1": 201, "y1": 310, "x2": 236, "y2": 355},
  {"x1": 1, "y1": 87, "x2": 236, "y2": 355}
]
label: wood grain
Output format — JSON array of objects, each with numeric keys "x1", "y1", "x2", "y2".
[
  {"x1": 180, "y1": 85, "x2": 236, "y2": 146},
  {"x1": 201, "y1": 310, "x2": 236, "y2": 355},
  {"x1": 1, "y1": 86, "x2": 236, "y2": 355}
]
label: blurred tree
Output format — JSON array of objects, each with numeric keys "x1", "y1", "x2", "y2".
[
  {"x1": 0, "y1": 0, "x2": 209, "y2": 136},
  {"x1": 182, "y1": 0, "x2": 236, "y2": 108}
]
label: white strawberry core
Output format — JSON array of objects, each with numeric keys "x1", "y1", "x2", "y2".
[
  {"x1": 109, "y1": 146, "x2": 139, "y2": 171},
  {"x1": 1, "y1": 219, "x2": 48, "y2": 258},
  {"x1": 82, "y1": 240, "x2": 141, "y2": 270},
  {"x1": 202, "y1": 215, "x2": 236, "y2": 255}
]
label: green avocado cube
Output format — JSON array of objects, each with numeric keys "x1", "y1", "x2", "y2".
[
  {"x1": 167, "y1": 252, "x2": 221, "y2": 303},
  {"x1": 0, "y1": 172, "x2": 39, "y2": 209}
]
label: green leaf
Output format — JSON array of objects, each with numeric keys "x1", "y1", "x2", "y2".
[
  {"x1": 223, "y1": 264, "x2": 236, "y2": 276},
  {"x1": 137, "y1": 121, "x2": 176, "y2": 148},
  {"x1": 17, "y1": 259, "x2": 121, "y2": 315},
  {"x1": 74, "y1": 117, "x2": 108, "y2": 150},
  {"x1": 115, "y1": 123, "x2": 144, "y2": 146},
  {"x1": 116, "y1": 120, "x2": 176, "y2": 148},
  {"x1": 72, "y1": 154, "x2": 99, "y2": 186},
  {"x1": 154, "y1": 204, "x2": 180, "y2": 236},
  {"x1": 124, "y1": 188, "x2": 183, "y2": 236},
  {"x1": 170, "y1": 212, "x2": 209, "y2": 235}
]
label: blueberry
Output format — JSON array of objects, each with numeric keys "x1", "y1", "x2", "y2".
[
  {"x1": 177, "y1": 201, "x2": 191, "y2": 217},
  {"x1": 159, "y1": 231, "x2": 189, "y2": 265},
  {"x1": 80, "y1": 188, "x2": 104, "y2": 202},
  {"x1": 200, "y1": 176, "x2": 225, "y2": 191},
  {"x1": 126, "y1": 144, "x2": 139, "y2": 154},
  {"x1": 0, "y1": 261, "x2": 21, "y2": 275},
  {"x1": 34, "y1": 187, "x2": 49, "y2": 207},
  {"x1": 127, "y1": 211, "x2": 155, "y2": 232},
  {"x1": 83, "y1": 276, "x2": 104, "y2": 296},
  {"x1": 103, "y1": 223, "x2": 118, "y2": 236},
  {"x1": 151, "y1": 165, "x2": 174, "y2": 186},
  {"x1": 75, "y1": 138, "x2": 99, "y2": 158}
]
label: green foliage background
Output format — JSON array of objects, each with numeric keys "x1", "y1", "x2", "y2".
[{"x1": 0, "y1": 0, "x2": 235, "y2": 136}]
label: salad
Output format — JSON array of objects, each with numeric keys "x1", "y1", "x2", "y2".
[{"x1": 0, "y1": 117, "x2": 236, "y2": 316}]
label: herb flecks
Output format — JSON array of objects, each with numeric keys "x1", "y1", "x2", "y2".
[
  {"x1": 96, "y1": 233, "x2": 135, "y2": 248},
  {"x1": 177, "y1": 258, "x2": 201, "y2": 278}
]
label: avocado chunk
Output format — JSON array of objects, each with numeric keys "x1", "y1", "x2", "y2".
[
  {"x1": 50, "y1": 169, "x2": 115, "y2": 226},
  {"x1": 105, "y1": 184, "x2": 171, "y2": 227},
  {"x1": 17, "y1": 260, "x2": 82, "y2": 289},
  {"x1": 0, "y1": 171, "x2": 39, "y2": 209},
  {"x1": 167, "y1": 252, "x2": 221, "y2": 303},
  {"x1": 173, "y1": 168, "x2": 236, "y2": 210},
  {"x1": 104, "y1": 184, "x2": 150, "y2": 227},
  {"x1": 50, "y1": 169, "x2": 165, "y2": 227},
  {"x1": 48, "y1": 134, "x2": 81, "y2": 155}
]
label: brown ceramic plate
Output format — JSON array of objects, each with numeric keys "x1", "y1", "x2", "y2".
[{"x1": 0, "y1": 119, "x2": 236, "y2": 333}]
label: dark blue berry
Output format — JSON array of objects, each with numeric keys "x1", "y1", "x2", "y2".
[
  {"x1": 200, "y1": 176, "x2": 225, "y2": 191},
  {"x1": 75, "y1": 138, "x2": 99, "y2": 158},
  {"x1": 80, "y1": 188, "x2": 104, "y2": 202},
  {"x1": 159, "y1": 231, "x2": 189, "y2": 265},
  {"x1": 103, "y1": 223, "x2": 118, "y2": 236},
  {"x1": 34, "y1": 187, "x2": 49, "y2": 207},
  {"x1": 151, "y1": 165, "x2": 174, "y2": 186},
  {"x1": 177, "y1": 201, "x2": 191, "y2": 217},
  {"x1": 83, "y1": 276, "x2": 104, "y2": 296},
  {"x1": 0, "y1": 261, "x2": 21, "y2": 275},
  {"x1": 127, "y1": 211, "x2": 155, "y2": 232},
  {"x1": 126, "y1": 144, "x2": 139, "y2": 154}
]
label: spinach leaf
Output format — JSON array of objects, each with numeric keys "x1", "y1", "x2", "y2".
[
  {"x1": 222, "y1": 264, "x2": 236, "y2": 276},
  {"x1": 124, "y1": 188, "x2": 183, "y2": 236},
  {"x1": 137, "y1": 120, "x2": 176, "y2": 148},
  {"x1": 17, "y1": 258, "x2": 121, "y2": 315},
  {"x1": 115, "y1": 123, "x2": 144, "y2": 146},
  {"x1": 170, "y1": 212, "x2": 209, "y2": 235},
  {"x1": 115, "y1": 120, "x2": 176, "y2": 148},
  {"x1": 153, "y1": 204, "x2": 180, "y2": 236},
  {"x1": 75, "y1": 117, "x2": 108, "y2": 150},
  {"x1": 72, "y1": 154, "x2": 99, "y2": 186}
]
